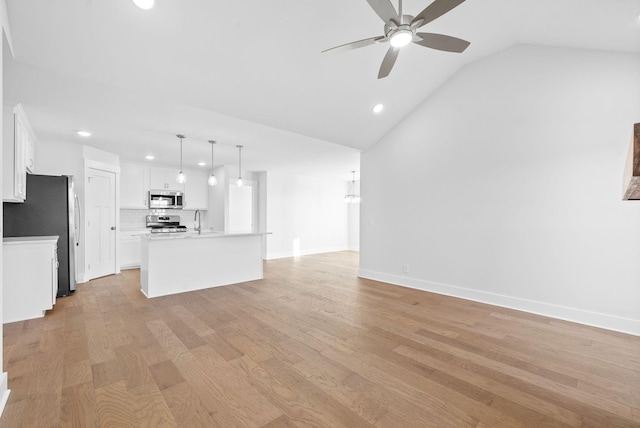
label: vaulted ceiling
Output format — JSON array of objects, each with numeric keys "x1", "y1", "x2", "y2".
[{"x1": 4, "y1": 0, "x2": 640, "y2": 179}]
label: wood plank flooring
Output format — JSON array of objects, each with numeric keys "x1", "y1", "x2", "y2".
[{"x1": 2, "y1": 251, "x2": 640, "y2": 427}]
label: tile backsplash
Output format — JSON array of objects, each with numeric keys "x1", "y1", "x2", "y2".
[{"x1": 120, "y1": 209, "x2": 207, "y2": 230}]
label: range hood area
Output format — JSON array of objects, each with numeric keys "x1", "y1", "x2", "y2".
[{"x1": 622, "y1": 123, "x2": 640, "y2": 200}]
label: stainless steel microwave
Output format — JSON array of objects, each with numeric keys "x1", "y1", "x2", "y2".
[{"x1": 148, "y1": 190, "x2": 184, "y2": 209}]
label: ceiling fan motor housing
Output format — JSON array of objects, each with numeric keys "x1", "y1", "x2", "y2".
[{"x1": 384, "y1": 14, "x2": 414, "y2": 36}]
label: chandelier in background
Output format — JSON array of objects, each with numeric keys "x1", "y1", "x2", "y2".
[{"x1": 345, "y1": 171, "x2": 360, "y2": 203}]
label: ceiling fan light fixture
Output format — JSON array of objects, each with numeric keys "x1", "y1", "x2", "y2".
[
  {"x1": 132, "y1": 0, "x2": 154, "y2": 10},
  {"x1": 390, "y1": 29, "x2": 413, "y2": 48}
]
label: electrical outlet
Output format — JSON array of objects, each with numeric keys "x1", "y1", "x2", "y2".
[{"x1": 402, "y1": 264, "x2": 409, "y2": 274}]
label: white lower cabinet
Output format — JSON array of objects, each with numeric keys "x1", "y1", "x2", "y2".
[
  {"x1": 120, "y1": 230, "x2": 148, "y2": 269},
  {"x1": 3, "y1": 236, "x2": 58, "y2": 323}
]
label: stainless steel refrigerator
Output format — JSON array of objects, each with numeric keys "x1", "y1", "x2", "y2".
[{"x1": 3, "y1": 174, "x2": 79, "y2": 296}]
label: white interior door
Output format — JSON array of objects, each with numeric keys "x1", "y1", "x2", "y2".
[
  {"x1": 86, "y1": 168, "x2": 116, "y2": 280},
  {"x1": 229, "y1": 185, "x2": 252, "y2": 233}
]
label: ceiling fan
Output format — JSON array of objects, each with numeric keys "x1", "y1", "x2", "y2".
[{"x1": 322, "y1": 0, "x2": 470, "y2": 79}]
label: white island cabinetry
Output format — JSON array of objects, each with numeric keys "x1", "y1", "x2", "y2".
[
  {"x1": 140, "y1": 232, "x2": 267, "y2": 298},
  {"x1": 3, "y1": 236, "x2": 58, "y2": 323}
]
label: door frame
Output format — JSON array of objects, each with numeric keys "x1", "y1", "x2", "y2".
[{"x1": 83, "y1": 160, "x2": 120, "y2": 281}]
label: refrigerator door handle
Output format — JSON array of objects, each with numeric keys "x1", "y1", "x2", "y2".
[{"x1": 74, "y1": 193, "x2": 81, "y2": 246}]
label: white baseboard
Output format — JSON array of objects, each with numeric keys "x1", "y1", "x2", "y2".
[
  {"x1": 120, "y1": 264, "x2": 140, "y2": 270},
  {"x1": 0, "y1": 372, "x2": 10, "y2": 417},
  {"x1": 358, "y1": 269, "x2": 640, "y2": 337},
  {"x1": 266, "y1": 246, "x2": 349, "y2": 260}
]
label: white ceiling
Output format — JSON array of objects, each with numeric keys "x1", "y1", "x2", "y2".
[{"x1": 4, "y1": 0, "x2": 640, "y2": 180}]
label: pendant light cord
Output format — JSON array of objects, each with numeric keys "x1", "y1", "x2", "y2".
[{"x1": 209, "y1": 140, "x2": 215, "y2": 173}]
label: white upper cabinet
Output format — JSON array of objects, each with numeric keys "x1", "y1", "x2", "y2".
[
  {"x1": 120, "y1": 163, "x2": 208, "y2": 210},
  {"x1": 3, "y1": 104, "x2": 36, "y2": 203},
  {"x1": 25, "y1": 131, "x2": 35, "y2": 173},
  {"x1": 183, "y1": 169, "x2": 208, "y2": 210},
  {"x1": 149, "y1": 167, "x2": 181, "y2": 191},
  {"x1": 120, "y1": 164, "x2": 149, "y2": 209}
]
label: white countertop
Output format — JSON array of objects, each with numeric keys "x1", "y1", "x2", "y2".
[
  {"x1": 141, "y1": 231, "x2": 270, "y2": 241},
  {"x1": 3, "y1": 236, "x2": 59, "y2": 245}
]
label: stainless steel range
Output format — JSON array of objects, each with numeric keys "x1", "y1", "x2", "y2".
[{"x1": 146, "y1": 215, "x2": 187, "y2": 233}]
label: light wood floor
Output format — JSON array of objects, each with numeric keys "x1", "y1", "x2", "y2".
[{"x1": 2, "y1": 251, "x2": 640, "y2": 427}]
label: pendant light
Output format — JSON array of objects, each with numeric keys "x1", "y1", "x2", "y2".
[
  {"x1": 236, "y1": 145, "x2": 243, "y2": 187},
  {"x1": 176, "y1": 134, "x2": 186, "y2": 184},
  {"x1": 344, "y1": 171, "x2": 360, "y2": 203},
  {"x1": 207, "y1": 140, "x2": 218, "y2": 186}
]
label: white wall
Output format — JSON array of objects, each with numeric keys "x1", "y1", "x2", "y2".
[
  {"x1": 265, "y1": 171, "x2": 349, "y2": 259},
  {"x1": 360, "y1": 45, "x2": 640, "y2": 335},
  {"x1": 0, "y1": 2, "x2": 12, "y2": 413},
  {"x1": 207, "y1": 165, "x2": 226, "y2": 230},
  {"x1": 348, "y1": 184, "x2": 360, "y2": 251}
]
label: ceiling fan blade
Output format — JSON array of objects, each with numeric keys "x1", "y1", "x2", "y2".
[
  {"x1": 412, "y1": 0, "x2": 465, "y2": 28},
  {"x1": 414, "y1": 32, "x2": 470, "y2": 53},
  {"x1": 378, "y1": 46, "x2": 399, "y2": 79},
  {"x1": 366, "y1": 0, "x2": 399, "y2": 24},
  {"x1": 322, "y1": 36, "x2": 386, "y2": 54}
]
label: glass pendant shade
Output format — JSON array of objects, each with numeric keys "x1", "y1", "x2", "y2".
[{"x1": 237, "y1": 177, "x2": 243, "y2": 187}]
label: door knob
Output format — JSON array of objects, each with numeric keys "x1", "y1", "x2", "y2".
[{"x1": 110, "y1": 226, "x2": 117, "y2": 230}]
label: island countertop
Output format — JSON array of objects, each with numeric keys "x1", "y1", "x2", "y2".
[{"x1": 140, "y1": 231, "x2": 270, "y2": 241}]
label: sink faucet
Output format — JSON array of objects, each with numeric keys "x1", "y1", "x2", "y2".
[{"x1": 194, "y1": 210, "x2": 201, "y2": 234}]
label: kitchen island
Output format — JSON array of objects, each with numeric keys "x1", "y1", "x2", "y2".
[{"x1": 140, "y1": 232, "x2": 268, "y2": 298}]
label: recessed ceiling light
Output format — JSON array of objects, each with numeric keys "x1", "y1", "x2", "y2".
[
  {"x1": 373, "y1": 104, "x2": 384, "y2": 113},
  {"x1": 76, "y1": 131, "x2": 91, "y2": 137},
  {"x1": 132, "y1": 0, "x2": 154, "y2": 9},
  {"x1": 197, "y1": 162, "x2": 206, "y2": 167},
  {"x1": 145, "y1": 155, "x2": 155, "y2": 160}
]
